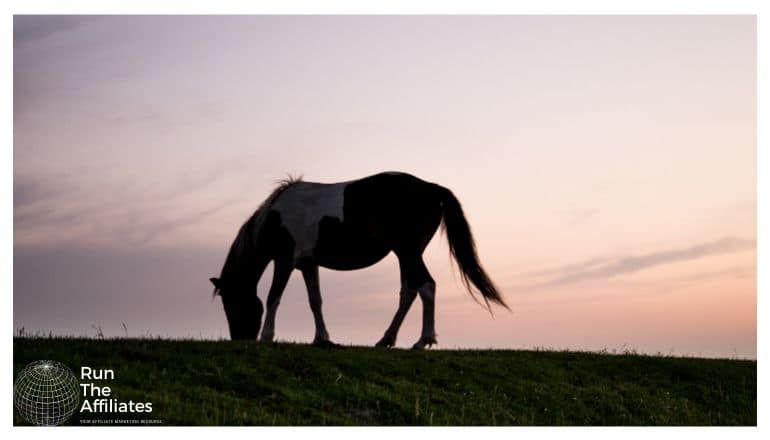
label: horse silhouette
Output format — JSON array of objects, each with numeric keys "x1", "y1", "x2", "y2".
[{"x1": 210, "y1": 171, "x2": 507, "y2": 349}]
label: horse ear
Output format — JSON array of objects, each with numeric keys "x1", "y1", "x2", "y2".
[{"x1": 210, "y1": 277, "x2": 221, "y2": 297}]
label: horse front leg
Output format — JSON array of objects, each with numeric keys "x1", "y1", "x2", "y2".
[
  {"x1": 300, "y1": 265, "x2": 334, "y2": 346},
  {"x1": 260, "y1": 259, "x2": 292, "y2": 343}
]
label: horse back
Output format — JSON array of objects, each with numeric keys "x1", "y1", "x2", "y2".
[{"x1": 269, "y1": 172, "x2": 444, "y2": 269}]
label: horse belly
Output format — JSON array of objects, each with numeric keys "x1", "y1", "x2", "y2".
[{"x1": 313, "y1": 216, "x2": 390, "y2": 270}]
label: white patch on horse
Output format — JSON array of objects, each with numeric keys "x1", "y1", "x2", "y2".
[{"x1": 270, "y1": 181, "x2": 347, "y2": 262}]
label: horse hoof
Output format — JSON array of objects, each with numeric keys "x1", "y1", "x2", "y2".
[
  {"x1": 312, "y1": 339, "x2": 339, "y2": 348},
  {"x1": 412, "y1": 336, "x2": 437, "y2": 350},
  {"x1": 375, "y1": 336, "x2": 396, "y2": 348}
]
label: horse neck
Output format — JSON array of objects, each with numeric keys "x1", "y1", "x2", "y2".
[{"x1": 222, "y1": 233, "x2": 270, "y2": 291}]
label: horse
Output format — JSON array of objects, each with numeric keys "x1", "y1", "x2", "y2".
[{"x1": 210, "y1": 171, "x2": 507, "y2": 349}]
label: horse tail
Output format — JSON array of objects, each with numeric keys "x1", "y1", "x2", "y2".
[{"x1": 435, "y1": 184, "x2": 509, "y2": 312}]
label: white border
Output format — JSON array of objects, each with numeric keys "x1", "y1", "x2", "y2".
[{"x1": 3, "y1": 1, "x2": 765, "y2": 439}]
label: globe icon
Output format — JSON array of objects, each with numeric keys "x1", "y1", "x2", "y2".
[{"x1": 14, "y1": 360, "x2": 80, "y2": 426}]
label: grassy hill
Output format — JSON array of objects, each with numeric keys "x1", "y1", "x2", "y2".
[{"x1": 13, "y1": 337, "x2": 756, "y2": 426}]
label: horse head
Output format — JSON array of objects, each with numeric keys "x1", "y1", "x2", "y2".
[{"x1": 210, "y1": 277, "x2": 264, "y2": 340}]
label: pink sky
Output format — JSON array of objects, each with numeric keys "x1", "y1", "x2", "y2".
[{"x1": 13, "y1": 16, "x2": 756, "y2": 358}]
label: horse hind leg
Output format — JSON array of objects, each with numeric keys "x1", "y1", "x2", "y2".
[
  {"x1": 376, "y1": 255, "x2": 436, "y2": 349},
  {"x1": 413, "y1": 280, "x2": 437, "y2": 350},
  {"x1": 375, "y1": 285, "x2": 418, "y2": 347}
]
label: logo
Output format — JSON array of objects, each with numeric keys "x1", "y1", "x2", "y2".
[
  {"x1": 14, "y1": 360, "x2": 80, "y2": 426},
  {"x1": 78, "y1": 366, "x2": 154, "y2": 417}
]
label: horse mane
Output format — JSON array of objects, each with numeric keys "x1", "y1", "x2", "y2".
[
  {"x1": 218, "y1": 175, "x2": 302, "y2": 289},
  {"x1": 246, "y1": 174, "x2": 303, "y2": 241}
]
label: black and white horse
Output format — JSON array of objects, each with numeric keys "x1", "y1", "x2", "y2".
[{"x1": 210, "y1": 172, "x2": 507, "y2": 349}]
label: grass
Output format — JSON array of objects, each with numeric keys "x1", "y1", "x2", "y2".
[{"x1": 13, "y1": 337, "x2": 756, "y2": 426}]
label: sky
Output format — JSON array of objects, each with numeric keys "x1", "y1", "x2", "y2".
[{"x1": 13, "y1": 15, "x2": 756, "y2": 358}]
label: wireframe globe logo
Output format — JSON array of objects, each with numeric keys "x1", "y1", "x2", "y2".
[{"x1": 14, "y1": 360, "x2": 80, "y2": 426}]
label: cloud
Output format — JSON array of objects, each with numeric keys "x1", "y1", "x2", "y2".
[
  {"x1": 518, "y1": 255, "x2": 613, "y2": 279},
  {"x1": 513, "y1": 237, "x2": 755, "y2": 291},
  {"x1": 13, "y1": 16, "x2": 95, "y2": 47},
  {"x1": 561, "y1": 207, "x2": 598, "y2": 225},
  {"x1": 13, "y1": 160, "x2": 253, "y2": 249},
  {"x1": 131, "y1": 196, "x2": 243, "y2": 246},
  {"x1": 13, "y1": 173, "x2": 74, "y2": 208}
]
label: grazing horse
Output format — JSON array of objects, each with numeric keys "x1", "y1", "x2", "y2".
[{"x1": 210, "y1": 171, "x2": 507, "y2": 349}]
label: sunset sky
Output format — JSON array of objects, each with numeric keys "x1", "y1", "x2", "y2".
[{"x1": 13, "y1": 15, "x2": 756, "y2": 358}]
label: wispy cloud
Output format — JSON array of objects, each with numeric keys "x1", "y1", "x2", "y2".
[
  {"x1": 13, "y1": 16, "x2": 95, "y2": 47},
  {"x1": 517, "y1": 255, "x2": 613, "y2": 279},
  {"x1": 131, "y1": 196, "x2": 243, "y2": 246},
  {"x1": 13, "y1": 160, "x2": 254, "y2": 249},
  {"x1": 511, "y1": 237, "x2": 755, "y2": 291},
  {"x1": 13, "y1": 173, "x2": 74, "y2": 208},
  {"x1": 560, "y1": 207, "x2": 598, "y2": 225}
]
